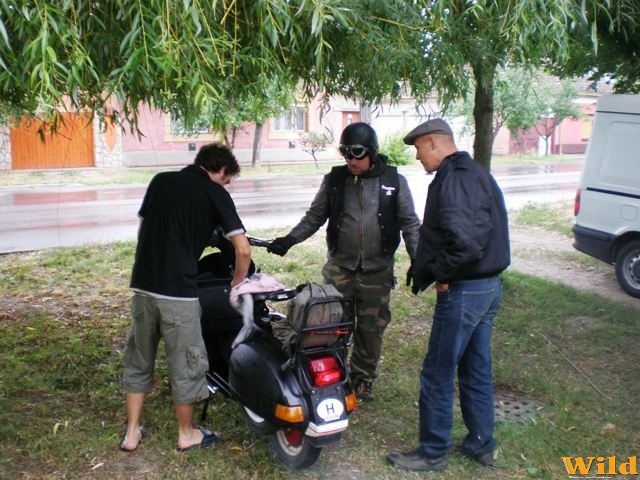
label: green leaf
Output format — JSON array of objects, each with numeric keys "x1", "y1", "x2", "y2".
[
  {"x1": 0, "y1": 18, "x2": 9, "y2": 47},
  {"x1": 45, "y1": 46, "x2": 57, "y2": 62}
]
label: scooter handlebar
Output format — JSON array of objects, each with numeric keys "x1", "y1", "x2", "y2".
[{"x1": 247, "y1": 236, "x2": 273, "y2": 249}]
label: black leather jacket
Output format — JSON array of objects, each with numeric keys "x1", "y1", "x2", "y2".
[
  {"x1": 289, "y1": 154, "x2": 420, "y2": 272},
  {"x1": 413, "y1": 151, "x2": 510, "y2": 287}
]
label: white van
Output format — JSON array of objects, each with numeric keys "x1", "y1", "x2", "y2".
[{"x1": 573, "y1": 94, "x2": 640, "y2": 298}]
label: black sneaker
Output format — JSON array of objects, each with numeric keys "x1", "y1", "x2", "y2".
[
  {"x1": 455, "y1": 444, "x2": 495, "y2": 466},
  {"x1": 476, "y1": 451, "x2": 495, "y2": 466},
  {"x1": 387, "y1": 448, "x2": 447, "y2": 472}
]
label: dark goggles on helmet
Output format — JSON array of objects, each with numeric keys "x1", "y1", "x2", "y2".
[{"x1": 339, "y1": 144, "x2": 369, "y2": 160}]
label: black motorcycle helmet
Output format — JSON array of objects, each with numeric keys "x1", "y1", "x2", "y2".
[{"x1": 339, "y1": 122, "x2": 378, "y2": 159}]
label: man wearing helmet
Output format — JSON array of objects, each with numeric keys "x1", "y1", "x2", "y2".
[{"x1": 268, "y1": 122, "x2": 420, "y2": 401}]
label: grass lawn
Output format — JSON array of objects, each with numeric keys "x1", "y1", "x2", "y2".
[{"x1": 1, "y1": 216, "x2": 638, "y2": 479}]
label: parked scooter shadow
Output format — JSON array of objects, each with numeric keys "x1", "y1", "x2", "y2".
[{"x1": 197, "y1": 236, "x2": 357, "y2": 469}]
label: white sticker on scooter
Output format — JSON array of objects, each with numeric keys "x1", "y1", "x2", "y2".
[{"x1": 317, "y1": 398, "x2": 344, "y2": 422}]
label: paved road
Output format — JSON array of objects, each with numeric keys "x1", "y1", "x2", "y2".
[{"x1": 0, "y1": 164, "x2": 581, "y2": 254}]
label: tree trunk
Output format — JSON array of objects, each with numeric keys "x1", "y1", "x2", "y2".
[
  {"x1": 252, "y1": 123, "x2": 263, "y2": 168},
  {"x1": 471, "y1": 62, "x2": 496, "y2": 171},
  {"x1": 544, "y1": 136, "x2": 550, "y2": 155}
]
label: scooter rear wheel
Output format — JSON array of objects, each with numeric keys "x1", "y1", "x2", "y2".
[
  {"x1": 241, "y1": 406, "x2": 277, "y2": 435},
  {"x1": 270, "y1": 429, "x2": 321, "y2": 469}
]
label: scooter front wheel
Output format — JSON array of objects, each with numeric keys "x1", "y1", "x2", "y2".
[{"x1": 270, "y1": 428, "x2": 321, "y2": 469}]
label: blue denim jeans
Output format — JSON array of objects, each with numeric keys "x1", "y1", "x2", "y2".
[{"x1": 418, "y1": 276, "x2": 502, "y2": 458}]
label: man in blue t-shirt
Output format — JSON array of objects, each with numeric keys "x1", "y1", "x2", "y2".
[{"x1": 119, "y1": 143, "x2": 251, "y2": 453}]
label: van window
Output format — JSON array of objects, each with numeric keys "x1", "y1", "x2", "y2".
[{"x1": 600, "y1": 121, "x2": 640, "y2": 189}]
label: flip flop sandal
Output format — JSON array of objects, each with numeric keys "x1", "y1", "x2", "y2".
[
  {"x1": 119, "y1": 425, "x2": 148, "y2": 452},
  {"x1": 177, "y1": 427, "x2": 221, "y2": 453}
]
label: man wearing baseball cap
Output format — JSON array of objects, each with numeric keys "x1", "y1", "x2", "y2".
[{"x1": 387, "y1": 118, "x2": 510, "y2": 472}]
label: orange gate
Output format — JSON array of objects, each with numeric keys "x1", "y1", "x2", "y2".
[{"x1": 10, "y1": 113, "x2": 95, "y2": 169}]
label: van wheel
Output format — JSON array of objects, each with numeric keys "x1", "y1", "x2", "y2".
[{"x1": 615, "y1": 240, "x2": 640, "y2": 298}]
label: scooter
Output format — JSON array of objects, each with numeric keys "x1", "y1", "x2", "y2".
[{"x1": 197, "y1": 236, "x2": 357, "y2": 469}]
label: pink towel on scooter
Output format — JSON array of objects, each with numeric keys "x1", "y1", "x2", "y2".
[{"x1": 229, "y1": 273, "x2": 285, "y2": 348}]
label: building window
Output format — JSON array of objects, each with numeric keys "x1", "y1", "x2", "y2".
[
  {"x1": 273, "y1": 107, "x2": 306, "y2": 132},
  {"x1": 170, "y1": 114, "x2": 210, "y2": 136}
]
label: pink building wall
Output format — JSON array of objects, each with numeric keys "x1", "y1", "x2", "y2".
[
  {"x1": 120, "y1": 101, "x2": 348, "y2": 167},
  {"x1": 120, "y1": 97, "x2": 599, "y2": 167},
  {"x1": 552, "y1": 101, "x2": 597, "y2": 154},
  {"x1": 505, "y1": 101, "x2": 597, "y2": 156}
]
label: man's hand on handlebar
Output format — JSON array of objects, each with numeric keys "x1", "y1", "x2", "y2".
[{"x1": 267, "y1": 235, "x2": 296, "y2": 256}]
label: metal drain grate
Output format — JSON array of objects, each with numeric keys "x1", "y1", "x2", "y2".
[
  {"x1": 453, "y1": 391, "x2": 544, "y2": 423},
  {"x1": 494, "y1": 393, "x2": 543, "y2": 423}
]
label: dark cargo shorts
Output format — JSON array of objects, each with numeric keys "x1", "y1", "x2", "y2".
[{"x1": 122, "y1": 293, "x2": 209, "y2": 404}]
